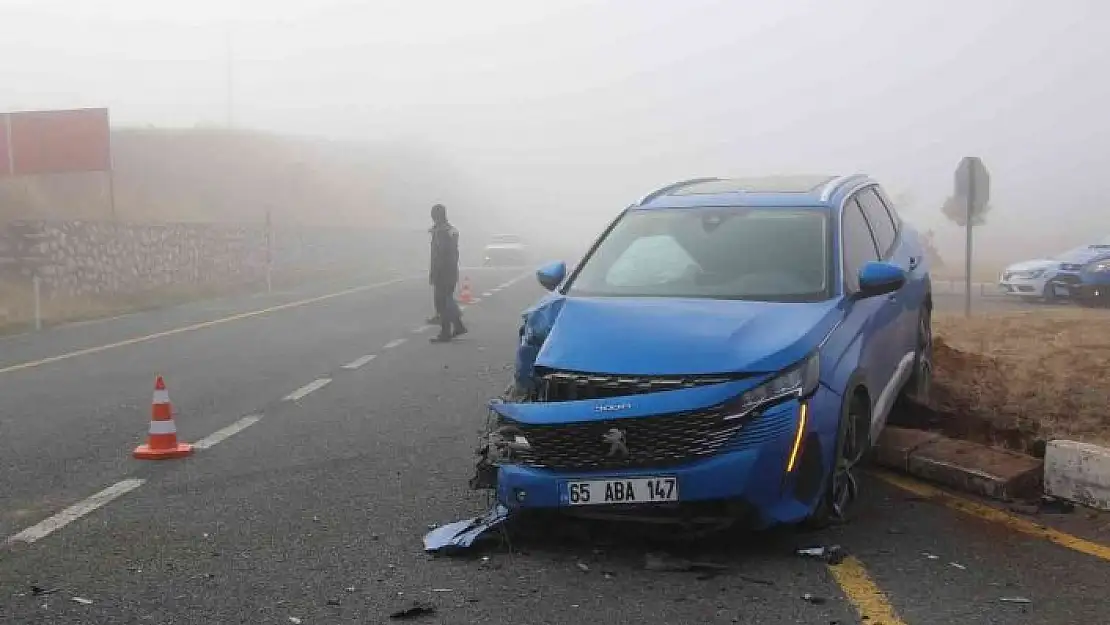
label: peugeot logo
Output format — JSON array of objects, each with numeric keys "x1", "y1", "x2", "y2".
[
  {"x1": 595, "y1": 402, "x2": 632, "y2": 413},
  {"x1": 602, "y1": 428, "x2": 629, "y2": 459}
]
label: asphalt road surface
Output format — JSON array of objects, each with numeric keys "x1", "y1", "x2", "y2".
[{"x1": 2, "y1": 267, "x2": 1108, "y2": 624}]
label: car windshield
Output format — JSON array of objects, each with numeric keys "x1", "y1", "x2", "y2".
[{"x1": 565, "y1": 207, "x2": 830, "y2": 302}]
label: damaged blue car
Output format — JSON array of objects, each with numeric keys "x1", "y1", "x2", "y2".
[{"x1": 476, "y1": 175, "x2": 933, "y2": 530}]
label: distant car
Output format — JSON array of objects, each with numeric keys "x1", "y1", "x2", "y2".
[
  {"x1": 1073, "y1": 252, "x2": 1110, "y2": 306},
  {"x1": 483, "y1": 234, "x2": 529, "y2": 266},
  {"x1": 998, "y1": 239, "x2": 1110, "y2": 302},
  {"x1": 475, "y1": 174, "x2": 933, "y2": 530}
]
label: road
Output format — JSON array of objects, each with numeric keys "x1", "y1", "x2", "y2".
[{"x1": 1, "y1": 267, "x2": 1108, "y2": 624}]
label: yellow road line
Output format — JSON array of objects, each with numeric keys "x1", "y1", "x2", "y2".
[
  {"x1": 0, "y1": 277, "x2": 408, "y2": 376},
  {"x1": 827, "y1": 556, "x2": 908, "y2": 625},
  {"x1": 873, "y1": 469, "x2": 1110, "y2": 562}
]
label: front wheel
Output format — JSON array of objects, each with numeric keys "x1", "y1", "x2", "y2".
[
  {"x1": 901, "y1": 307, "x2": 933, "y2": 408},
  {"x1": 804, "y1": 391, "x2": 870, "y2": 528}
]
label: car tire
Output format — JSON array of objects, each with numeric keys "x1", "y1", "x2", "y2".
[
  {"x1": 803, "y1": 389, "x2": 870, "y2": 529},
  {"x1": 899, "y1": 306, "x2": 933, "y2": 409},
  {"x1": 1042, "y1": 282, "x2": 1058, "y2": 303}
]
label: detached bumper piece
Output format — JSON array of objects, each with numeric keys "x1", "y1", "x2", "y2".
[{"x1": 423, "y1": 504, "x2": 511, "y2": 555}]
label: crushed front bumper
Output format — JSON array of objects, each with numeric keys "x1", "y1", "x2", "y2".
[{"x1": 485, "y1": 386, "x2": 842, "y2": 529}]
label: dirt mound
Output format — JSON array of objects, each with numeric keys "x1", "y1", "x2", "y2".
[{"x1": 897, "y1": 310, "x2": 1110, "y2": 452}]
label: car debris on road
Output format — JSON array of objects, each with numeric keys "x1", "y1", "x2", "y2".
[{"x1": 422, "y1": 503, "x2": 510, "y2": 554}]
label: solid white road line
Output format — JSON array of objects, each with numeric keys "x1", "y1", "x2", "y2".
[
  {"x1": 193, "y1": 415, "x2": 263, "y2": 450},
  {"x1": 283, "y1": 378, "x2": 332, "y2": 402},
  {"x1": 342, "y1": 354, "x2": 377, "y2": 369},
  {"x1": 383, "y1": 338, "x2": 407, "y2": 349},
  {"x1": 5, "y1": 479, "x2": 146, "y2": 545}
]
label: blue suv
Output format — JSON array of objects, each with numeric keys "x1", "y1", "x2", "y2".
[{"x1": 476, "y1": 175, "x2": 933, "y2": 529}]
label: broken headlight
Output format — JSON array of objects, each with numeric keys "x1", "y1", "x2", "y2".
[{"x1": 724, "y1": 352, "x2": 820, "y2": 420}]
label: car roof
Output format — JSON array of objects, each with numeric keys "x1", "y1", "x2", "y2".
[{"x1": 633, "y1": 174, "x2": 875, "y2": 210}]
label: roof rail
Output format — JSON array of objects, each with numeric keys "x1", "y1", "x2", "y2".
[
  {"x1": 635, "y1": 177, "x2": 721, "y2": 206},
  {"x1": 819, "y1": 174, "x2": 869, "y2": 202}
]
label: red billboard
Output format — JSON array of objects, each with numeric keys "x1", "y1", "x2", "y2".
[{"x1": 1, "y1": 107, "x2": 111, "y2": 177}]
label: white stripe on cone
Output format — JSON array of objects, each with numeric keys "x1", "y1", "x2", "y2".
[
  {"x1": 148, "y1": 420, "x2": 177, "y2": 435},
  {"x1": 153, "y1": 389, "x2": 170, "y2": 404}
]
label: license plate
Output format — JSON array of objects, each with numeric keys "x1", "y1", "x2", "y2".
[{"x1": 563, "y1": 477, "x2": 678, "y2": 506}]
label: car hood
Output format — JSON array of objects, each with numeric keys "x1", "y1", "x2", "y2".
[
  {"x1": 1004, "y1": 259, "x2": 1056, "y2": 272},
  {"x1": 529, "y1": 295, "x2": 841, "y2": 376}
]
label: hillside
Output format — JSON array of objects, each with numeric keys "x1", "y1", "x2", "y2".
[{"x1": 0, "y1": 128, "x2": 501, "y2": 233}]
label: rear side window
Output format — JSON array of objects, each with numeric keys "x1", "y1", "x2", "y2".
[
  {"x1": 856, "y1": 188, "x2": 897, "y2": 257},
  {"x1": 842, "y1": 201, "x2": 880, "y2": 293}
]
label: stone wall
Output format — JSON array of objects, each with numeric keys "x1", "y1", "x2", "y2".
[{"x1": 0, "y1": 220, "x2": 428, "y2": 299}]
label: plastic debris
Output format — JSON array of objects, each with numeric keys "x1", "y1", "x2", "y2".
[
  {"x1": 801, "y1": 593, "x2": 827, "y2": 605},
  {"x1": 797, "y1": 545, "x2": 846, "y2": 565},
  {"x1": 576, "y1": 562, "x2": 590, "y2": 573},
  {"x1": 71, "y1": 597, "x2": 93, "y2": 605},
  {"x1": 923, "y1": 553, "x2": 940, "y2": 560},
  {"x1": 1000, "y1": 597, "x2": 1032, "y2": 604},
  {"x1": 423, "y1": 504, "x2": 511, "y2": 554},
  {"x1": 950, "y1": 562, "x2": 967, "y2": 570},
  {"x1": 288, "y1": 618, "x2": 302, "y2": 624},
  {"x1": 389, "y1": 601, "x2": 437, "y2": 619},
  {"x1": 30, "y1": 586, "x2": 59, "y2": 596}
]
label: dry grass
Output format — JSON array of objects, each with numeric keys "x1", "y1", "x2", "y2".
[{"x1": 931, "y1": 308, "x2": 1110, "y2": 447}]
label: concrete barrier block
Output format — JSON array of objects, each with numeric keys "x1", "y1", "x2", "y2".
[
  {"x1": 906, "y1": 437, "x2": 1043, "y2": 501},
  {"x1": 1044, "y1": 440, "x2": 1110, "y2": 511},
  {"x1": 874, "y1": 427, "x2": 943, "y2": 472}
]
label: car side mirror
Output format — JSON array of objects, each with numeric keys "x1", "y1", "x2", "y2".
[
  {"x1": 536, "y1": 261, "x2": 567, "y2": 291},
  {"x1": 856, "y1": 261, "x2": 906, "y2": 299}
]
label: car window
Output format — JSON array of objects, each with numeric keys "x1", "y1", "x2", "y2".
[
  {"x1": 842, "y1": 200, "x2": 880, "y2": 293},
  {"x1": 856, "y1": 188, "x2": 897, "y2": 257},
  {"x1": 565, "y1": 207, "x2": 831, "y2": 302}
]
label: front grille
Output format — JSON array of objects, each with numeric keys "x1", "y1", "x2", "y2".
[
  {"x1": 537, "y1": 369, "x2": 735, "y2": 401},
  {"x1": 506, "y1": 405, "x2": 795, "y2": 470},
  {"x1": 1060, "y1": 264, "x2": 1083, "y2": 272}
]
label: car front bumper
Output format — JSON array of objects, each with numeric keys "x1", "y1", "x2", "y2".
[
  {"x1": 493, "y1": 387, "x2": 842, "y2": 529},
  {"x1": 997, "y1": 276, "x2": 1050, "y2": 297}
]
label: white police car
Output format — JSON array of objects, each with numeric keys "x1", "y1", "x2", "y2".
[{"x1": 999, "y1": 240, "x2": 1110, "y2": 301}]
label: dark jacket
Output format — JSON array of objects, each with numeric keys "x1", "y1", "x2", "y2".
[{"x1": 429, "y1": 222, "x2": 460, "y2": 286}]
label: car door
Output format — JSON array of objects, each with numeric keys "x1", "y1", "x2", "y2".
[
  {"x1": 841, "y1": 195, "x2": 902, "y2": 431},
  {"x1": 857, "y1": 186, "x2": 918, "y2": 369}
]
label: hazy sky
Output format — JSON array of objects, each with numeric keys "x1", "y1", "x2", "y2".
[{"x1": 1, "y1": 0, "x2": 1107, "y2": 259}]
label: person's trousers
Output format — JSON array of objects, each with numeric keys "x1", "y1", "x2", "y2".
[{"x1": 433, "y1": 281, "x2": 462, "y2": 334}]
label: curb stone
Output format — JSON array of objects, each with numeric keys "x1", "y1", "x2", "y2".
[
  {"x1": 874, "y1": 427, "x2": 1043, "y2": 501},
  {"x1": 1044, "y1": 440, "x2": 1110, "y2": 512}
]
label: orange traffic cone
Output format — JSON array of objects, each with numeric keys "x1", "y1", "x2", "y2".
[
  {"x1": 459, "y1": 276, "x2": 474, "y2": 305},
  {"x1": 133, "y1": 375, "x2": 193, "y2": 460}
]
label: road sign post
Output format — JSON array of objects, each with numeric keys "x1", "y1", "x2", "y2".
[{"x1": 954, "y1": 157, "x2": 990, "y2": 317}]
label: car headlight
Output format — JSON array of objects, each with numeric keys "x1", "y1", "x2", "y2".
[
  {"x1": 724, "y1": 352, "x2": 820, "y2": 420},
  {"x1": 1028, "y1": 270, "x2": 1045, "y2": 278},
  {"x1": 1091, "y1": 261, "x2": 1110, "y2": 273}
]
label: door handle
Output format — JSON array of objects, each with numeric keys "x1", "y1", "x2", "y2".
[{"x1": 908, "y1": 256, "x2": 920, "y2": 270}]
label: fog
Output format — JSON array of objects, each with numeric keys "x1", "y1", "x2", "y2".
[{"x1": 2, "y1": 0, "x2": 1108, "y2": 272}]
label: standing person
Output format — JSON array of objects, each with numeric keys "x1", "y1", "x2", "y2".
[
  {"x1": 426, "y1": 223, "x2": 440, "y2": 325},
  {"x1": 428, "y1": 203, "x2": 467, "y2": 342}
]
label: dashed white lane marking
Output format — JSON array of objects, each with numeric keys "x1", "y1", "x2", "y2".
[
  {"x1": 412, "y1": 325, "x2": 434, "y2": 334},
  {"x1": 5, "y1": 478, "x2": 145, "y2": 545},
  {"x1": 342, "y1": 354, "x2": 378, "y2": 369},
  {"x1": 193, "y1": 415, "x2": 263, "y2": 450},
  {"x1": 383, "y1": 338, "x2": 407, "y2": 350},
  {"x1": 283, "y1": 378, "x2": 331, "y2": 401},
  {"x1": 470, "y1": 297, "x2": 483, "y2": 304},
  {"x1": 482, "y1": 291, "x2": 493, "y2": 297}
]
